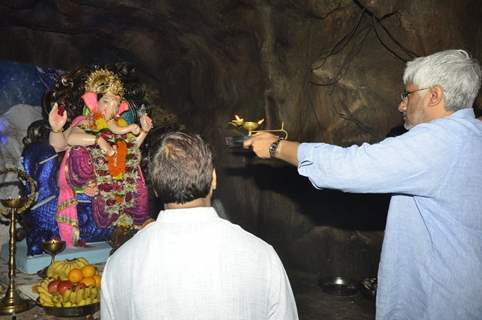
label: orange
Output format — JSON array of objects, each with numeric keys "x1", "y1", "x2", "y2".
[
  {"x1": 93, "y1": 274, "x2": 101, "y2": 288},
  {"x1": 80, "y1": 276, "x2": 96, "y2": 287},
  {"x1": 81, "y1": 265, "x2": 96, "y2": 278},
  {"x1": 68, "y1": 269, "x2": 83, "y2": 283}
]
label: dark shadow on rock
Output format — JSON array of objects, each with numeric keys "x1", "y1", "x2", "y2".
[{"x1": 223, "y1": 163, "x2": 389, "y2": 231}]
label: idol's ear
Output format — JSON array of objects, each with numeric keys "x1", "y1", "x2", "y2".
[
  {"x1": 117, "y1": 101, "x2": 129, "y2": 116},
  {"x1": 81, "y1": 92, "x2": 98, "y2": 113}
]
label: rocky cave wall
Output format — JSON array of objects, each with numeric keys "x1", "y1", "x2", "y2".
[{"x1": 1, "y1": 0, "x2": 481, "y2": 278}]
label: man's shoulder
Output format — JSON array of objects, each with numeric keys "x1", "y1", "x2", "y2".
[{"x1": 218, "y1": 219, "x2": 277, "y2": 254}]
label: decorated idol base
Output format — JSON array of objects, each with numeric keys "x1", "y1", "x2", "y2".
[{"x1": 0, "y1": 240, "x2": 111, "y2": 274}]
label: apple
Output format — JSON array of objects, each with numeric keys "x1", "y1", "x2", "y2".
[
  {"x1": 57, "y1": 280, "x2": 73, "y2": 295},
  {"x1": 48, "y1": 280, "x2": 61, "y2": 293}
]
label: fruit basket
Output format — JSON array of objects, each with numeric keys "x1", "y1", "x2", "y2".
[{"x1": 34, "y1": 257, "x2": 102, "y2": 317}]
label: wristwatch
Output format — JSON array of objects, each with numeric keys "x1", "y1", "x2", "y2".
[{"x1": 269, "y1": 138, "x2": 281, "y2": 158}]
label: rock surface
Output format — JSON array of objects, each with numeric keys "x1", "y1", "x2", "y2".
[{"x1": 0, "y1": 0, "x2": 480, "y2": 277}]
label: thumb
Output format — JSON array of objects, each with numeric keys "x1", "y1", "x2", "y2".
[{"x1": 243, "y1": 136, "x2": 253, "y2": 148}]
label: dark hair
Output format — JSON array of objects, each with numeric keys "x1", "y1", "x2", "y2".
[
  {"x1": 23, "y1": 120, "x2": 51, "y2": 146},
  {"x1": 148, "y1": 132, "x2": 214, "y2": 204}
]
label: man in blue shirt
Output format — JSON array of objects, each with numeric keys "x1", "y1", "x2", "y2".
[{"x1": 244, "y1": 49, "x2": 482, "y2": 320}]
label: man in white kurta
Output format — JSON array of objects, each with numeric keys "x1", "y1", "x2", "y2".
[{"x1": 101, "y1": 132, "x2": 298, "y2": 320}]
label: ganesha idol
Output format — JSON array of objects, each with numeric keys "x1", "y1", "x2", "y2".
[{"x1": 21, "y1": 67, "x2": 152, "y2": 255}]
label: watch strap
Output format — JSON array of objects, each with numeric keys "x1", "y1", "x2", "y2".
[{"x1": 269, "y1": 138, "x2": 281, "y2": 158}]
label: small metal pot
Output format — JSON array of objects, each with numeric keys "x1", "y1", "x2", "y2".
[
  {"x1": 361, "y1": 277, "x2": 377, "y2": 300},
  {"x1": 319, "y1": 276, "x2": 360, "y2": 296}
]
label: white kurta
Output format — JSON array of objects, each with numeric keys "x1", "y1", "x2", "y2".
[{"x1": 101, "y1": 207, "x2": 298, "y2": 320}]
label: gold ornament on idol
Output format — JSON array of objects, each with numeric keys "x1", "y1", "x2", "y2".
[{"x1": 84, "y1": 69, "x2": 124, "y2": 98}]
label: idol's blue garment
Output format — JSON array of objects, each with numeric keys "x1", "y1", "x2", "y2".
[
  {"x1": 297, "y1": 108, "x2": 482, "y2": 320},
  {"x1": 22, "y1": 143, "x2": 60, "y2": 255},
  {"x1": 76, "y1": 193, "x2": 113, "y2": 242},
  {"x1": 22, "y1": 143, "x2": 112, "y2": 255}
]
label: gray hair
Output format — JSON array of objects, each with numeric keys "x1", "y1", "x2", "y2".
[{"x1": 403, "y1": 49, "x2": 481, "y2": 112}]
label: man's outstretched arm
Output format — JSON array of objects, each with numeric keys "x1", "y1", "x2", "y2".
[{"x1": 243, "y1": 132, "x2": 300, "y2": 166}]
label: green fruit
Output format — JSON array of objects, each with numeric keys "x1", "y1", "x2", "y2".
[
  {"x1": 71, "y1": 290, "x2": 78, "y2": 304},
  {"x1": 62, "y1": 289, "x2": 72, "y2": 302},
  {"x1": 76, "y1": 288, "x2": 84, "y2": 304},
  {"x1": 83, "y1": 287, "x2": 90, "y2": 299},
  {"x1": 90, "y1": 288, "x2": 98, "y2": 299}
]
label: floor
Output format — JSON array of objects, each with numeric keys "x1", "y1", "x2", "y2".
[{"x1": 290, "y1": 270, "x2": 375, "y2": 320}]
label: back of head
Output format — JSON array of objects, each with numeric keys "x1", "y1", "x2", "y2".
[
  {"x1": 149, "y1": 131, "x2": 214, "y2": 204},
  {"x1": 403, "y1": 49, "x2": 482, "y2": 112}
]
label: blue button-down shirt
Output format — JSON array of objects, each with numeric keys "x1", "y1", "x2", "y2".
[{"x1": 297, "y1": 108, "x2": 482, "y2": 320}]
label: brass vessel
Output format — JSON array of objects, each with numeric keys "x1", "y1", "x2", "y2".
[
  {"x1": 42, "y1": 239, "x2": 66, "y2": 257},
  {"x1": 229, "y1": 115, "x2": 288, "y2": 139},
  {"x1": 42, "y1": 239, "x2": 66, "y2": 270}
]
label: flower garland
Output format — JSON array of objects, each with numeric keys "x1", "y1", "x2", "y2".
[
  {"x1": 81, "y1": 115, "x2": 141, "y2": 227},
  {"x1": 107, "y1": 140, "x2": 128, "y2": 180},
  {"x1": 92, "y1": 112, "x2": 108, "y2": 130}
]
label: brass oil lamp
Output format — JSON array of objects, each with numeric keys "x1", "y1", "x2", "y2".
[{"x1": 0, "y1": 169, "x2": 36, "y2": 315}]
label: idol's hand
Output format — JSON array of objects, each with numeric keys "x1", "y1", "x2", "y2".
[
  {"x1": 129, "y1": 124, "x2": 141, "y2": 135},
  {"x1": 84, "y1": 180, "x2": 99, "y2": 197},
  {"x1": 96, "y1": 136, "x2": 115, "y2": 156},
  {"x1": 140, "y1": 114, "x2": 153, "y2": 133},
  {"x1": 243, "y1": 132, "x2": 279, "y2": 159},
  {"x1": 49, "y1": 103, "x2": 67, "y2": 132}
]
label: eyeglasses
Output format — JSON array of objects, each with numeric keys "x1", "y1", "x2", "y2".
[{"x1": 400, "y1": 87, "x2": 430, "y2": 100}]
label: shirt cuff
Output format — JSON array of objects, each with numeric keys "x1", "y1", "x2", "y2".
[{"x1": 297, "y1": 143, "x2": 316, "y2": 168}]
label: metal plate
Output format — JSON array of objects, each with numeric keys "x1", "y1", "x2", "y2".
[
  {"x1": 38, "y1": 299, "x2": 99, "y2": 317},
  {"x1": 319, "y1": 276, "x2": 359, "y2": 296}
]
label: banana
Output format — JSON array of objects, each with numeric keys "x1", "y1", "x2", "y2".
[
  {"x1": 39, "y1": 296, "x2": 54, "y2": 307},
  {"x1": 62, "y1": 288, "x2": 72, "y2": 302},
  {"x1": 61, "y1": 263, "x2": 71, "y2": 280},
  {"x1": 77, "y1": 257, "x2": 90, "y2": 267},
  {"x1": 52, "y1": 294, "x2": 62, "y2": 304},
  {"x1": 38, "y1": 288, "x2": 54, "y2": 305},
  {"x1": 78, "y1": 299, "x2": 87, "y2": 306},
  {"x1": 69, "y1": 290, "x2": 77, "y2": 305},
  {"x1": 62, "y1": 263, "x2": 71, "y2": 279},
  {"x1": 63, "y1": 301, "x2": 72, "y2": 308},
  {"x1": 37, "y1": 286, "x2": 52, "y2": 297},
  {"x1": 47, "y1": 260, "x2": 63, "y2": 278},
  {"x1": 83, "y1": 287, "x2": 91, "y2": 300},
  {"x1": 75, "y1": 288, "x2": 84, "y2": 304},
  {"x1": 40, "y1": 279, "x2": 49, "y2": 292},
  {"x1": 89, "y1": 287, "x2": 98, "y2": 300},
  {"x1": 52, "y1": 262, "x2": 64, "y2": 279}
]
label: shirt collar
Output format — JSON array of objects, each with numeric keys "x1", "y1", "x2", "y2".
[
  {"x1": 155, "y1": 206, "x2": 219, "y2": 223},
  {"x1": 449, "y1": 108, "x2": 475, "y2": 119}
]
